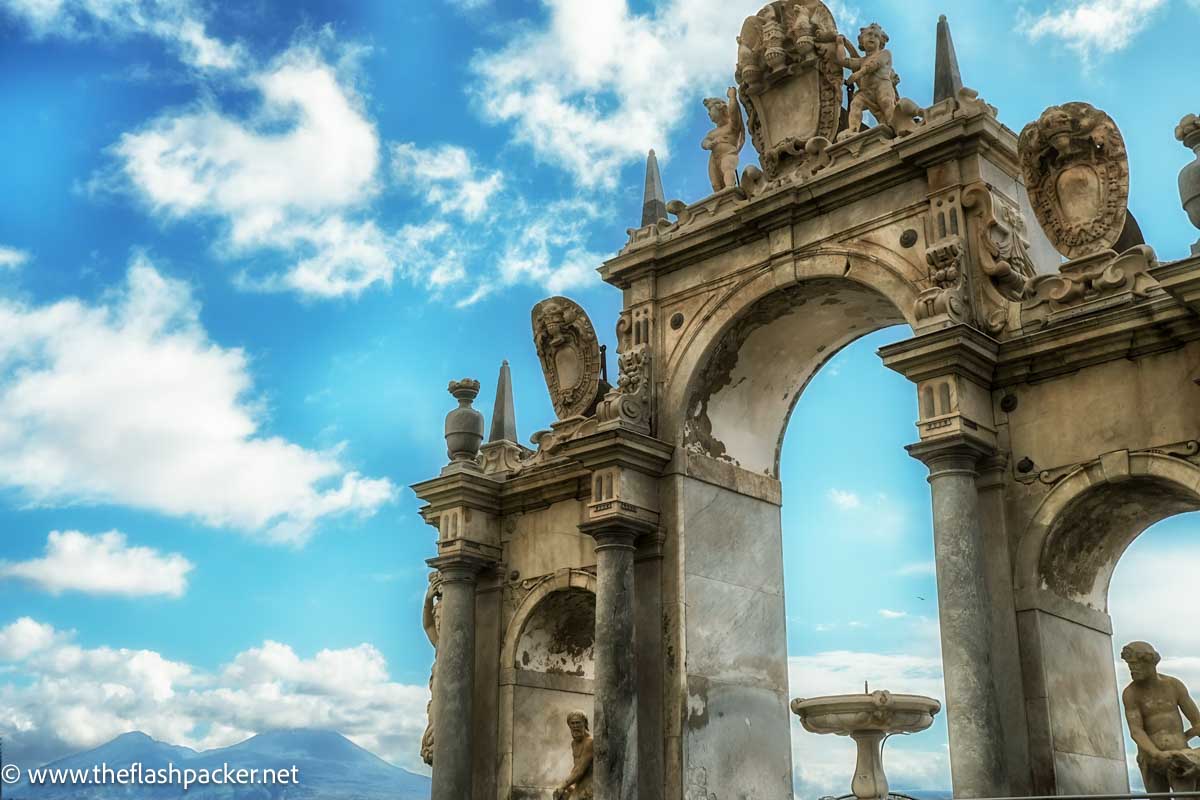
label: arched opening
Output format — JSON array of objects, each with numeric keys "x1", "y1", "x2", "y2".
[
  {"x1": 671, "y1": 273, "x2": 932, "y2": 798},
  {"x1": 780, "y1": 327, "x2": 949, "y2": 797},
  {"x1": 1015, "y1": 454, "x2": 1200, "y2": 794},
  {"x1": 1109, "y1": 511, "x2": 1200, "y2": 791},
  {"x1": 498, "y1": 572, "x2": 597, "y2": 797}
]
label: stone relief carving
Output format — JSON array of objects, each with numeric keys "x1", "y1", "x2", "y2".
[
  {"x1": 420, "y1": 571, "x2": 442, "y2": 765},
  {"x1": 702, "y1": 88, "x2": 746, "y2": 193},
  {"x1": 1121, "y1": 641, "x2": 1200, "y2": 793},
  {"x1": 1019, "y1": 102, "x2": 1130, "y2": 260},
  {"x1": 961, "y1": 184, "x2": 1036, "y2": 303},
  {"x1": 685, "y1": 767, "x2": 718, "y2": 800},
  {"x1": 914, "y1": 236, "x2": 969, "y2": 327},
  {"x1": 1178, "y1": 113, "x2": 1200, "y2": 253},
  {"x1": 553, "y1": 711, "x2": 594, "y2": 800},
  {"x1": 835, "y1": 23, "x2": 924, "y2": 140},
  {"x1": 532, "y1": 297, "x2": 611, "y2": 420},
  {"x1": 1022, "y1": 244, "x2": 1156, "y2": 326},
  {"x1": 596, "y1": 309, "x2": 653, "y2": 434},
  {"x1": 736, "y1": 0, "x2": 844, "y2": 179}
]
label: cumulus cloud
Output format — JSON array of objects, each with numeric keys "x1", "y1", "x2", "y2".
[
  {"x1": 895, "y1": 561, "x2": 936, "y2": 577},
  {"x1": 1020, "y1": 0, "x2": 1169, "y2": 58},
  {"x1": 879, "y1": 608, "x2": 908, "y2": 619},
  {"x1": 0, "y1": 258, "x2": 394, "y2": 543},
  {"x1": 0, "y1": 531, "x2": 193, "y2": 598},
  {"x1": 391, "y1": 143, "x2": 504, "y2": 221},
  {"x1": 0, "y1": 618, "x2": 428, "y2": 771},
  {"x1": 0, "y1": 246, "x2": 31, "y2": 269},
  {"x1": 0, "y1": 0, "x2": 243, "y2": 70},
  {"x1": 789, "y1": 650, "x2": 949, "y2": 795}
]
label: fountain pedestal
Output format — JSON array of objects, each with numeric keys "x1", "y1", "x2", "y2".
[{"x1": 791, "y1": 690, "x2": 942, "y2": 800}]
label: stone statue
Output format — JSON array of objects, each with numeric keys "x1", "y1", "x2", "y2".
[
  {"x1": 553, "y1": 711, "x2": 594, "y2": 800},
  {"x1": 1120, "y1": 641, "x2": 1200, "y2": 793},
  {"x1": 702, "y1": 88, "x2": 745, "y2": 193},
  {"x1": 420, "y1": 571, "x2": 442, "y2": 766}
]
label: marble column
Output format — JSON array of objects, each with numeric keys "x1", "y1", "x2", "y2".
[
  {"x1": 429, "y1": 557, "x2": 481, "y2": 800},
  {"x1": 914, "y1": 441, "x2": 1010, "y2": 799},
  {"x1": 590, "y1": 523, "x2": 640, "y2": 800}
]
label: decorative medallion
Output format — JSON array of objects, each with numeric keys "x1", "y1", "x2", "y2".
[
  {"x1": 1018, "y1": 102, "x2": 1130, "y2": 260},
  {"x1": 531, "y1": 296, "x2": 608, "y2": 419},
  {"x1": 736, "y1": 0, "x2": 844, "y2": 179}
]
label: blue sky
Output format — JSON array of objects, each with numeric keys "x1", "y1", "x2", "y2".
[{"x1": 1, "y1": 0, "x2": 1198, "y2": 793}]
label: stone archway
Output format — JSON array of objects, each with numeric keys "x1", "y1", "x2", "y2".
[
  {"x1": 1013, "y1": 451, "x2": 1200, "y2": 794},
  {"x1": 659, "y1": 257, "x2": 919, "y2": 798}
]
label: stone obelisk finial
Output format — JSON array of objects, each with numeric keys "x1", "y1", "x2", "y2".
[
  {"x1": 933, "y1": 15, "x2": 964, "y2": 104},
  {"x1": 489, "y1": 360, "x2": 518, "y2": 444},
  {"x1": 641, "y1": 149, "x2": 668, "y2": 227}
]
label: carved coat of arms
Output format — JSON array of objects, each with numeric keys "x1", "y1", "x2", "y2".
[
  {"x1": 736, "y1": 0, "x2": 844, "y2": 179},
  {"x1": 532, "y1": 297, "x2": 609, "y2": 420},
  {"x1": 1019, "y1": 102, "x2": 1130, "y2": 260}
]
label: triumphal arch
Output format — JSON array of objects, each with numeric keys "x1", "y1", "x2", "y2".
[{"x1": 412, "y1": 6, "x2": 1200, "y2": 800}]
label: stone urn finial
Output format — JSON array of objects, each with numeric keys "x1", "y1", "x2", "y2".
[
  {"x1": 1177, "y1": 113, "x2": 1200, "y2": 252},
  {"x1": 445, "y1": 378, "x2": 484, "y2": 464}
]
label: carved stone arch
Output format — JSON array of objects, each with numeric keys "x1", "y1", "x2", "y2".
[
  {"x1": 1014, "y1": 450, "x2": 1200, "y2": 615},
  {"x1": 501, "y1": 568, "x2": 598, "y2": 672},
  {"x1": 663, "y1": 246, "x2": 921, "y2": 477}
]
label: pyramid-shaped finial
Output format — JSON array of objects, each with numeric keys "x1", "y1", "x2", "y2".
[
  {"x1": 642, "y1": 149, "x2": 667, "y2": 227},
  {"x1": 934, "y1": 15, "x2": 964, "y2": 104},
  {"x1": 488, "y1": 360, "x2": 518, "y2": 444}
]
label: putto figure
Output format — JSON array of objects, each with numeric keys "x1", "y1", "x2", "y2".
[
  {"x1": 553, "y1": 711, "x2": 594, "y2": 800},
  {"x1": 836, "y1": 23, "x2": 898, "y2": 138},
  {"x1": 1121, "y1": 641, "x2": 1200, "y2": 792},
  {"x1": 420, "y1": 571, "x2": 442, "y2": 765},
  {"x1": 701, "y1": 88, "x2": 746, "y2": 193}
]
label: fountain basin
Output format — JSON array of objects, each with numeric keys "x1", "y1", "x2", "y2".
[{"x1": 790, "y1": 691, "x2": 941, "y2": 800}]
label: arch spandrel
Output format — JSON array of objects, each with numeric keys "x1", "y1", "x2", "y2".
[{"x1": 660, "y1": 246, "x2": 921, "y2": 477}]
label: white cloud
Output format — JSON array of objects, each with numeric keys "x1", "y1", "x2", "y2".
[
  {"x1": 895, "y1": 561, "x2": 936, "y2": 577},
  {"x1": 0, "y1": 0, "x2": 243, "y2": 70},
  {"x1": 789, "y1": 650, "x2": 949, "y2": 796},
  {"x1": 0, "y1": 258, "x2": 394, "y2": 544},
  {"x1": 109, "y1": 40, "x2": 445, "y2": 299},
  {"x1": 0, "y1": 246, "x2": 31, "y2": 270},
  {"x1": 828, "y1": 488, "x2": 862, "y2": 510},
  {"x1": 0, "y1": 619, "x2": 429, "y2": 771},
  {"x1": 1020, "y1": 0, "x2": 1168, "y2": 58},
  {"x1": 0, "y1": 531, "x2": 193, "y2": 598},
  {"x1": 879, "y1": 608, "x2": 908, "y2": 619},
  {"x1": 391, "y1": 143, "x2": 504, "y2": 221}
]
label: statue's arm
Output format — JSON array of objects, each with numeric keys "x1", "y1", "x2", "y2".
[
  {"x1": 728, "y1": 88, "x2": 745, "y2": 149},
  {"x1": 1173, "y1": 678, "x2": 1200, "y2": 737},
  {"x1": 560, "y1": 739, "x2": 594, "y2": 788},
  {"x1": 1124, "y1": 687, "x2": 1163, "y2": 757}
]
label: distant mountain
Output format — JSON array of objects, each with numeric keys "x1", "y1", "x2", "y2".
[{"x1": 7, "y1": 729, "x2": 431, "y2": 799}]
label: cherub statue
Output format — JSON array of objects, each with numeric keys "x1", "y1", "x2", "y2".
[
  {"x1": 553, "y1": 711, "x2": 594, "y2": 800},
  {"x1": 420, "y1": 570, "x2": 442, "y2": 766},
  {"x1": 701, "y1": 88, "x2": 745, "y2": 193},
  {"x1": 1121, "y1": 641, "x2": 1200, "y2": 793},
  {"x1": 835, "y1": 23, "x2": 900, "y2": 138}
]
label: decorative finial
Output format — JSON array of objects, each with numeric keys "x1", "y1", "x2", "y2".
[
  {"x1": 444, "y1": 379, "x2": 483, "y2": 464},
  {"x1": 642, "y1": 149, "x2": 667, "y2": 227},
  {"x1": 934, "y1": 15, "x2": 964, "y2": 104},
  {"x1": 488, "y1": 361, "x2": 518, "y2": 444}
]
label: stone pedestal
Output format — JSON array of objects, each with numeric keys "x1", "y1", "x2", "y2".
[
  {"x1": 585, "y1": 523, "x2": 641, "y2": 800},
  {"x1": 910, "y1": 439, "x2": 1010, "y2": 799},
  {"x1": 428, "y1": 555, "x2": 487, "y2": 800}
]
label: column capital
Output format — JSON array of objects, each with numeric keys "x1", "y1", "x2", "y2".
[
  {"x1": 579, "y1": 517, "x2": 655, "y2": 552},
  {"x1": 427, "y1": 552, "x2": 495, "y2": 582},
  {"x1": 907, "y1": 433, "x2": 996, "y2": 478}
]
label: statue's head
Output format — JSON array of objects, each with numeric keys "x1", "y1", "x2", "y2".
[
  {"x1": 858, "y1": 22, "x2": 888, "y2": 52},
  {"x1": 566, "y1": 711, "x2": 590, "y2": 740},
  {"x1": 703, "y1": 97, "x2": 729, "y2": 125},
  {"x1": 1121, "y1": 641, "x2": 1161, "y2": 681}
]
